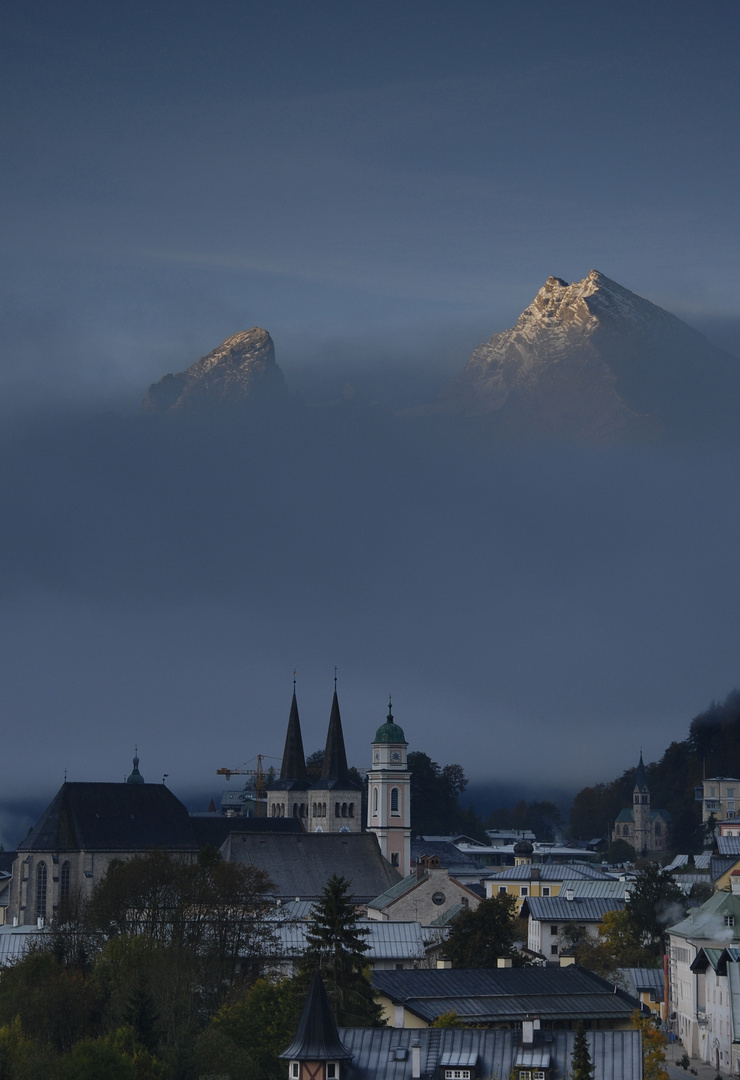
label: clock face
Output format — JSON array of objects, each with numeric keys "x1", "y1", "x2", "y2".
[{"x1": 391, "y1": 750, "x2": 401, "y2": 763}]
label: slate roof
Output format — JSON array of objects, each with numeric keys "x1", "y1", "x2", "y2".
[
  {"x1": 18, "y1": 782, "x2": 200, "y2": 852},
  {"x1": 336, "y1": 1025, "x2": 642, "y2": 1080},
  {"x1": 614, "y1": 808, "x2": 671, "y2": 823},
  {"x1": 190, "y1": 814, "x2": 302, "y2": 849},
  {"x1": 221, "y1": 831, "x2": 401, "y2": 901},
  {"x1": 371, "y1": 965, "x2": 644, "y2": 1025},
  {"x1": 521, "y1": 896, "x2": 625, "y2": 922},
  {"x1": 319, "y1": 690, "x2": 361, "y2": 791}
]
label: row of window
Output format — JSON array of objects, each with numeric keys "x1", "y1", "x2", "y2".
[
  {"x1": 270, "y1": 802, "x2": 356, "y2": 819},
  {"x1": 34, "y1": 860, "x2": 71, "y2": 920},
  {"x1": 498, "y1": 885, "x2": 551, "y2": 897},
  {"x1": 371, "y1": 787, "x2": 401, "y2": 815}
]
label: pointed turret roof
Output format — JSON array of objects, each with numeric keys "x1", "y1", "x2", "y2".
[
  {"x1": 319, "y1": 687, "x2": 360, "y2": 790},
  {"x1": 634, "y1": 751, "x2": 648, "y2": 792},
  {"x1": 126, "y1": 749, "x2": 145, "y2": 785},
  {"x1": 280, "y1": 971, "x2": 353, "y2": 1063},
  {"x1": 269, "y1": 689, "x2": 310, "y2": 791}
]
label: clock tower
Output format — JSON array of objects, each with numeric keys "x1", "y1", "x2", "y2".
[{"x1": 367, "y1": 700, "x2": 411, "y2": 873}]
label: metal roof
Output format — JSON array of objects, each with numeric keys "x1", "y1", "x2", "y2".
[
  {"x1": 559, "y1": 880, "x2": 632, "y2": 898},
  {"x1": 616, "y1": 967, "x2": 664, "y2": 1001},
  {"x1": 267, "y1": 920, "x2": 428, "y2": 961},
  {"x1": 0, "y1": 924, "x2": 50, "y2": 965},
  {"x1": 336, "y1": 1027, "x2": 643, "y2": 1080},
  {"x1": 523, "y1": 896, "x2": 624, "y2": 922},
  {"x1": 664, "y1": 853, "x2": 713, "y2": 869},
  {"x1": 371, "y1": 965, "x2": 642, "y2": 1024},
  {"x1": 718, "y1": 837, "x2": 740, "y2": 856},
  {"x1": 668, "y1": 890, "x2": 740, "y2": 941},
  {"x1": 485, "y1": 864, "x2": 615, "y2": 882}
]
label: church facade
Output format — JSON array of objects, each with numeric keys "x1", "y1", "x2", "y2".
[{"x1": 611, "y1": 752, "x2": 670, "y2": 854}]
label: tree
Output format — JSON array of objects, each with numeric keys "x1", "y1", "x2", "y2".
[
  {"x1": 299, "y1": 874, "x2": 382, "y2": 1026},
  {"x1": 407, "y1": 752, "x2": 486, "y2": 839},
  {"x1": 631, "y1": 1010, "x2": 669, "y2": 1080},
  {"x1": 627, "y1": 863, "x2": 686, "y2": 957},
  {"x1": 443, "y1": 893, "x2": 525, "y2": 968},
  {"x1": 211, "y1": 978, "x2": 302, "y2": 1080},
  {"x1": 571, "y1": 1023, "x2": 594, "y2": 1080}
]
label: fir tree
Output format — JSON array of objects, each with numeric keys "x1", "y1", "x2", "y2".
[
  {"x1": 300, "y1": 874, "x2": 382, "y2": 1026},
  {"x1": 571, "y1": 1023, "x2": 594, "y2": 1080}
]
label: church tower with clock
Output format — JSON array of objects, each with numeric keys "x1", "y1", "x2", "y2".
[{"x1": 367, "y1": 700, "x2": 411, "y2": 873}]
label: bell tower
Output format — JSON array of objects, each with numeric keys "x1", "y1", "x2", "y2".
[{"x1": 367, "y1": 700, "x2": 411, "y2": 873}]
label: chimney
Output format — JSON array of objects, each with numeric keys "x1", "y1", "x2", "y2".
[
  {"x1": 731, "y1": 872, "x2": 740, "y2": 895},
  {"x1": 411, "y1": 1038, "x2": 421, "y2": 1080},
  {"x1": 522, "y1": 1016, "x2": 540, "y2": 1046},
  {"x1": 565, "y1": 888, "x2": 574, "y2": 901},
  {"x1": 560, "y1": 955, "x2": 576, "y2": 967},
  {"x1": 497, "y1": 958, "x2": 512, "y2": 968}
]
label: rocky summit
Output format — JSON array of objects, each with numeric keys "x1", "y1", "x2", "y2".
[
  {"x1": 142, "y1": 328, "x2": 288, "y2": 413},
  {"x1": 449, "y1": 270, "x2": 740, "y2": 443}
]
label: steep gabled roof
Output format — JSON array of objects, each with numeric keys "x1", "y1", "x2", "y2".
[
  {"x1": 18, "y1": 782, "x2": 198, "y2": 852},
  {"x1": 668, "y1": 890, "x2": 740, "y2": 942}
]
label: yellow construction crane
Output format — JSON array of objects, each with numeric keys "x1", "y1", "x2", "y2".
[{"x1": 217, "y1": 754, "x2": 267, "y2": 798}]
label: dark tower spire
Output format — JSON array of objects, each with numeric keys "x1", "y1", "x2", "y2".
[
  {"x1": 635, "y1": 749, "x2": 648, "y2": 792},
  {"x1": 280, "y1": 971, "x2": 352, "y2": 1064},
  {"x1": 280, "y1": 686, "x2": 307, "y2": 782},
  {"x1": 321, "y1": 683, "x2": 350, "y2": 784}
]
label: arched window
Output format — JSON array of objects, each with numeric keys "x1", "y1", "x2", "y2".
[
  {"x1": 60, "y1": 861, "x2": 71, "y2": 902},
  {"x1": 373, "y1": 788, "x2": 378, "y2": 815},
  {"x1": 335, "y1": 802, "x2": 340, "y2": 818},
  {"x1": 391, "y1": 787, "x2": 399, "y2": 814},
  {"x1": 36, "y1": 862, "x2": 47, "y2": 922},
  {"x1": 348, "y1": 803, "x2": 354, "y2": 818},
  {"x1": 341, "y1": 803, "x2": 347, "y2": 818}
]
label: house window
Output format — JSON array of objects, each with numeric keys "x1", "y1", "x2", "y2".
[
  {"x1": 373, "y1": 788, "x2": 378, "y2": 815},
  {"x1": 498, "y1": 886, "x2": 508, "y2": 894},
  {"x1": 432, "y1": 892, "x2": 446, "y2": 906},
  {"x1": 391, "y1": 853, "x2": 399, "y2": 867},
  {"x1": 327, "y1": 1064, "x2": 338, "y2": 1079},
  {"x1": 542, "y1": 887, "x2": 550, "y2": 896},
  {"x1": 519, "y1": 1072, "x2": 532, "y2": 1080},
  {"x1": 35, "y1": 862, "x2": 47, "y2": 921},
  {"x1": 725, "y1": 915, "x2": 735, "y2": 927},
  {"x1": 550, "y1": 925, "x2": 558, "y2": 935},
  {"x1": 290, "y1": 1063, "x2": 299, "y2": 1079},
  {"x1": 444, "y1": 1071, "x2": 470, "y2": 1079},
  {"x1": 551, "y1": 944, "x2": 558, "y2": 955},
  {"x1": 520, "y1": 886, "x2": 528, "y2": 897},
  {"x1": 534, "y1": 1073, "x2": 546, "y2": 1080},
  {"x1": 391, "y1": 787, "x2": 399, "y2": 814}
]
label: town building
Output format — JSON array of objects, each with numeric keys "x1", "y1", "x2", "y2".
[
  {"x1": 521, "y1": 894, "x2": 625, "y2": 960},
  {"x1": 484, "y1": 859, "x2": 616, "y2": 914},
  {"x1": 280, "y1": 971, "x2": 645, "y2": 1080},
  {"x1": 366, "y1": 855, "x2": 481, "y2": 925},
  {"x1": 366, "y1": 701, "x2": 411, "y2": 872},
  {"x1": 695, "y1": 777, "x2": 740, "y2": 825},
  {"x1": 371, "y1": 964, "x2": 647, "y2": 1030},
  {"x1": 611, "y1": 752, "x2": 670, "y2": 855}
]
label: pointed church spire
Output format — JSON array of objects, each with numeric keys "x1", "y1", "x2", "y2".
[
  {"x1": 321, "y1": 678, "x2": 350, "y2": 783},
  {"x1": 635, "y1": 749, "x2": 648, "y2": 792},
  {"x1": 280, "y1": 971, "x2": 353, "y2": 1063},
  {"x1": 280, "y1": 685, "x2": 307, "y2": 781}
]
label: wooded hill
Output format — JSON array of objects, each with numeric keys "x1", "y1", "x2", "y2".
[{"x1": 569, "y1": 689, "x2": 740, "y2": 851}]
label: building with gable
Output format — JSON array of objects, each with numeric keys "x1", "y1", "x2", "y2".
[
  {"x1": 611, "y1": 752, "x2": 670, "y2": 855},
  {"x1": 366, "y1": 855, "x2": 481, "y2": 925},
  {"x1": 267, "y1": 680, "x2": 363, "y2": 833}
]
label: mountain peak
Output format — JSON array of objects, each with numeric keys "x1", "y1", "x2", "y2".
[
  {"x1": 142, "y1": 328, "x2": 288, "y2": 413},
  {"x1": 451, "y1": 270, "x2": 739, "y2": 443}
]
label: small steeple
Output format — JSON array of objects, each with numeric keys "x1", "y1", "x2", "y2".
[
  {"x1": 126, "y1": 747, "x2": 145, "y2": 785},
  {"x1": 280, "y1": 681, "x2": 307, "y2": 782},
  {"x1": 634, "y1": 750, "x2": 648, "y2": 792},
  {"x1": 280, "y1": 971, "x2": 353, "y2": 1065}
]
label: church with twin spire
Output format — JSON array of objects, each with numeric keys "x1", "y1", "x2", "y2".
[{"x1": 267, "y1": 680, "x2": 411, "y2": 872}]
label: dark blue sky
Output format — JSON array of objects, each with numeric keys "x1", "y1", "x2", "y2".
[
  {"x1": 3, "y1": 2, "x2": 739, "y2": 405},
  {"x1": 1, "y1": 3, "x2": 740, "y2": 836}
]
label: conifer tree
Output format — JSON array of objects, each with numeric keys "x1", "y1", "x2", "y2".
[
  {"x1": 571, "y1": 1023, "x2": 594, "y2": 1080},
  {"x1": 300, "y1": 874, "x2": 382, "y2": 1026}
]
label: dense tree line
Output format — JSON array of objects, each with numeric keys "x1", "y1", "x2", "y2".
[
  {"x1": 407, "y1": 752, "x2": 487, "y2": 840},
  {"x1": 569, "y1": 688, "x2": 740, "y2": 849},
  {"x1": 0, "y1": 857, "x2": 379, "y2": 1080}
]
